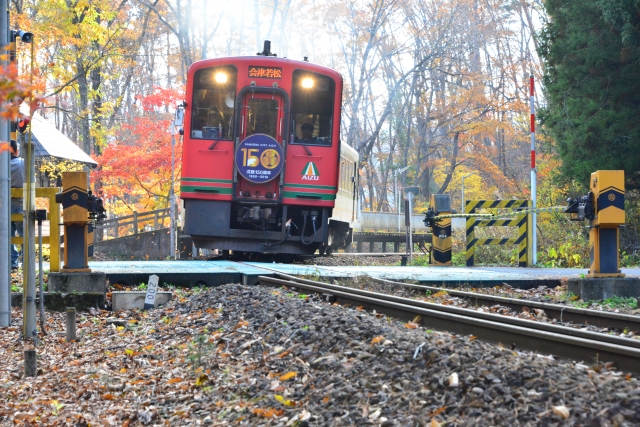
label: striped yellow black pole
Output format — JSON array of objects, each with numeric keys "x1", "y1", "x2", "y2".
[{"x1": 465, "y1": 200, "x2": 476, "y2": 266}]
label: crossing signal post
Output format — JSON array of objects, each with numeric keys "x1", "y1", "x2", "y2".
[
  {"x1": 565, "y1": 170, "x2": 625, "y2": 278},
  {"x1": 424, "y1": 194, "x2": 453, "y2": 266},
  {"x1": 56, "y1": 172, "x2": 92, "y2": 272}
]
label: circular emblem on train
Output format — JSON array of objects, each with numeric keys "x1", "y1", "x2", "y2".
[
  {"x1": 235, "y1": 134, "x2": 284, "y2": 183},
  {"x1": 608, "y1": 193, "x2": 616, "y2": 202},
  {"x1": 71, "y1": 193, "x2": 79, "y2": 201}
]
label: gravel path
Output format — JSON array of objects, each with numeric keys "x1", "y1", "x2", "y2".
[{"x1": 3, "y1": 284, "x2": 640, "y2": 426}]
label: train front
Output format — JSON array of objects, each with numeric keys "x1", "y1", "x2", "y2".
[{"x1": 181, "y1": 47, "x2": 343, "y2": 255}]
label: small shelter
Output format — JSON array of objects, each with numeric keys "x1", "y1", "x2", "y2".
[{"x1": 18, "y1": 105, "x2": 97, "y2": 186}]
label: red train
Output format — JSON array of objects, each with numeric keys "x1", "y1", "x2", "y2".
[{"x1": 180, "y1": 42, "x2": 358, "y2": 256}]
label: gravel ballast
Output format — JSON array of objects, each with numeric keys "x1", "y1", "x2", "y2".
[{"x1": 3, "y1": 283, "x2": 640, "y2": 426}]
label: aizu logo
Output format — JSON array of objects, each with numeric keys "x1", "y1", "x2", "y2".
[{"x1": 301, "y1": 162, "x2": 320, "y2": 181}]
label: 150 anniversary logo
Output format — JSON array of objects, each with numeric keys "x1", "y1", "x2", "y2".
[{"x1": 235, "y1": 134, "x2": 284, "y2": 183}]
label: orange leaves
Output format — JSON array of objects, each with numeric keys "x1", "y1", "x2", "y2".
[
  {"x1": 101, "y1": 393, "x2": 116, "y2": 400},
  {"x1": 404, "y1": 322, "x2": 419, "y2": 329},
  {"x1": 167, "y1": 377, "x2": 183, "y2": 384},
  {"x1": 234, "y1": 320, "x2": 250, "y2": 330},
  {"x1": 278, "y1": 371, "x2": 297, "y2": 381},
  {"x1": 371, "y1": 336, "x2": 385, "y2": 345},
  {"x1": 252, "y1": 408, "x2": 284, "y2": 418}
]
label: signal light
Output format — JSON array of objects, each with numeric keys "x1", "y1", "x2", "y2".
[{"x1": 17, "y1": 118, "x2": 30, "y2": 133}]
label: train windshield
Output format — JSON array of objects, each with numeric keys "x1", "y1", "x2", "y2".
[
  {"x1": 191, "y1": 65, "x2": 237, "y2": 140},
  {"x1": 290, "y1": 70, "x2": 335, "y2": 146}
]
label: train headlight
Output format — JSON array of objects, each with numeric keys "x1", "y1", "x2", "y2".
[
  {"x1": 214, "y1": 72, "x2": 228, "y2": 83},
  {"x1": 301, "y1": 77, "x2": 314, "y2": 89}
]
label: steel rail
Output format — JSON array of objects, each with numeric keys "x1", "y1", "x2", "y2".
[
  {"x1": 367, "y1": 276, "x2": 640, "y2": 332},
  {"x1": 259, "y1": 274, "x2": 640, "y2": 373}
]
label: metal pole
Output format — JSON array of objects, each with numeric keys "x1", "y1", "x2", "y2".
[
  {"x1": 395, "y1": 171, "x2": 399, "y2": 232},
  {"x1": 23, "y1": 41, "x2": 36, "y2": 339},
  {"x1": 0, "y1": 0, "x2": 11, "y2": 327},
  {"x1": 170, "y1": 122, "x2": 176, "y2": 260},
  {"x1": 408, "y1": 193, "x2": 413, "y2": 264},
  {"x1": 530, "y1": 74, "x2": 537, "y2": 265},
  {"x1": 37, "y1": 214, "x2": 46, "y2": 333}
]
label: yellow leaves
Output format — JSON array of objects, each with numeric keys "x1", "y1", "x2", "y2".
[
  {"x1": 275, "y1": 394, "x2": 297, "y2": 407},
  {"x1": 125, "y1": 349, "x2": 134, "y2": 356},
  {"x1": 116, "y1": 326, "x2": 125, "y2": 331},
  {"x1": 195, "y1": 374, "x2": 209, "y2": 387},
  {"x1": 371, "y1": 336, "x2": 385, "y2": 345},
  {"x1": 278, "y1": 371, "x2": 297, "y2": 381},
  {"x1": 412, "y1": 315, "x2": 422, "y2": 324},
  {"x1": 49, "y1": 400, "x2": 64, "y2": 411}
]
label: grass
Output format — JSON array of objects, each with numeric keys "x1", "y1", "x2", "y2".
[{"x1": 569, "y1": 296, "x2": 638, "y2": 310}]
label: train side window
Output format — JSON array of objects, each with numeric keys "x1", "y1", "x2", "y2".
[
  {"x1": 191, "y1": 65, "x2": 237, "y2": 140},
  {"x1": 290, "y1": 70, "x2": 335, "y2": 146}
]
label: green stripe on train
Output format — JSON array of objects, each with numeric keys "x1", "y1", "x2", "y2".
[
  {"x1": 283, "y1": 191, "x2": 336, "y2": 200},
  {"x1": 181, "y1": 185, "x2": 233, "y2": 194},
  {"x1": 182, "y1": 177, "x2": 233, "y2": 184},
  {"x1": 284, "y1": 183, "x2": 337, "y2": 190}
]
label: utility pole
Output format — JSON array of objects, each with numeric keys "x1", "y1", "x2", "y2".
[
  {"x1": 0, "y1": 0, "x2": 11, "y2": 327},
  {"x1": 23, "y1": 37, "x2": 36, "y2": 339},
  {"x1": 395, "y1": 166, "x2": 410, "y2": 232}
]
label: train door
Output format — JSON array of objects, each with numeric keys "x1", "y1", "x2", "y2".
[{"x1": 235, "y1": 92, "x2": 286, "y2": 201}]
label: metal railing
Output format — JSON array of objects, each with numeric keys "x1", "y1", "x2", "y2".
[{"x1": 95, "y1": 208, "x2": 171, "y2": 241}]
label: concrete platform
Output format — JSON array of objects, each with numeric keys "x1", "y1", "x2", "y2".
[
  {"x1": 568, "y1": 277, "x2": 640, "y2": 301},
  {"x1": 63, "y1": 260, "x2": 640, "y2": 290},
  {"x1": 48, "y1": 272, "x2": 107, "y2": 294}
]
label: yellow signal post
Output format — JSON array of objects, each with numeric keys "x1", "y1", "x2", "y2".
[
  {"x1": 55, "y1": 172, "x2": 91, "y2": 272},
  {"x1": 430, "y1": 194, "x2": 452, "y2": 266},
  {"x1": 587, "y1": 170, "x2": 625, "y2": 278}
]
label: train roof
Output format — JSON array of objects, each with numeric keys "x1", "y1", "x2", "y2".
[{"x1": 188, "y1": 55, "x2": 343, "y2": 82}]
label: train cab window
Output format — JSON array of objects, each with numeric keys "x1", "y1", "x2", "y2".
[
  {"x1": 191, "y1": 65, "x2": 237, "y2": 140},
  {"x1": 290, "y1": 70, "x2": 335, "y2": 146},
  {"x1": 246, "y1": 98, "x2": 278, "y2": 139}
]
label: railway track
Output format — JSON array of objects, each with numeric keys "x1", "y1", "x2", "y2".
[
  {"x1": 259, "y1": 273, "x2": 640, "y2": 373},
  {"x1": 368, "y1": 276, "x2": 640, "y2": 332}
]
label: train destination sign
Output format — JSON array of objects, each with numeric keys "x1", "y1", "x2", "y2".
[
  {"x1": 235, "y1": 134, "x2": 284, "y2": 183},
  {"x1": 248, "y1": 66, "x2": 282, "y2": 79}
]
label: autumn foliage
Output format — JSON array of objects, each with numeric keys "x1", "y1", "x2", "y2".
[{"x1": 94, "y1": 88, "x2": 184, "y2": 213}]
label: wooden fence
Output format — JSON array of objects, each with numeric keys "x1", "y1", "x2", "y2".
[{"x1": 95, "y1": 208, "x2": 172, "y2": 241}]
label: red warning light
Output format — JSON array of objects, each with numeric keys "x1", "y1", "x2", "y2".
[{"x1": 17, "y1": 118, "x2": 30, "y2": 133}]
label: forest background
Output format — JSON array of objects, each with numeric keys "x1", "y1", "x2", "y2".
[{"x1": 5, "y1": 0, "x2": 640, "y2": 267}]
